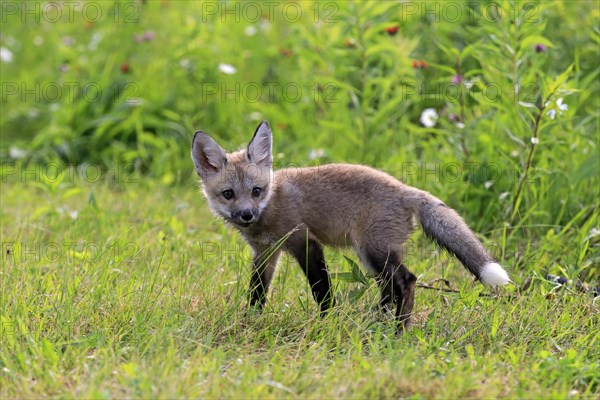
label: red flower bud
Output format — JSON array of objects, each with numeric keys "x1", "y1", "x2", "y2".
[
  {"x1": 120, "y1": 63, "x2": 130, "y2": 74},
  {"x1": 385, "y1": 25, "x2": 399, "y2": 35}
]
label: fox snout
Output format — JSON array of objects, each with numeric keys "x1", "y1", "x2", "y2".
[{"x1": 231, "y1": 208, "x2": 259, "y2": 226}]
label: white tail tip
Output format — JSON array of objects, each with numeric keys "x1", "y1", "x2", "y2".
[{"x1": 480, "y1": 263, "x2": 511, "y2": 287}]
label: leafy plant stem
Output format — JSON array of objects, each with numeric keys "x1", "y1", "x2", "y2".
[
  {"x1": 455, "y1": 57, "x2": 470, "y2": 159},
  {"x1": 509, "y1": 91, "x2": 554, "y2": 224}
]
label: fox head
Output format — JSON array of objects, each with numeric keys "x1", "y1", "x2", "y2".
[{"x1": 191, "y1": 121, "x2": 274, "y2": 228}]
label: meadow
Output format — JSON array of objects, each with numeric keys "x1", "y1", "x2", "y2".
[{"x1": 1, "y1": 1, "x2": 599, "y2": 398}]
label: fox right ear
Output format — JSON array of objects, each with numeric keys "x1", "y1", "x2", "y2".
[
  {"x1": 247, "y1": 121, "x2": 272, "y2": 165},
  {"x1": 191, "y1": 131, "x2": 227, "y2": 177}
]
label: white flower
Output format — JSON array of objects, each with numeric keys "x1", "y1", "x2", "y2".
[
  {"x1": 248, "y1": 112, "x2": 262, "y2": 121},
  {"x1": 179, "y1": 59, "x2": 190, "y2": 69},
  {"x1": 88, "y1": 32, "x2": 103, "y2": 51},
  {"x1": 218, "y1": 63, "x2": 237, "y2": 75},
  {"x1": 530, "y1": 137, "x2": 539, "y2": 144},
  {"x1": 244, "y1": 26, "x2": 257, "y2": 36},
  {"x1": 546, "y1": 97, "x2": 568, "y2": 120},
  {"x1": 420, "y1": 108, "x2": 438, "y2": 128},
  {"x1": 309, "y1": 148, "x2": 326, "y2": 160},
  {"x1": 9, "y1": 146, "x2": 26, "y2": 159},
  {"x1": 456, "y1": 122, "x2": 465, "y2": 129},
  {"x1": 0, "y1": 47, "x2": 14, "y2": 63},
  {"x1": 484, "y1": 181, "x2": 493, "y2": 189}
]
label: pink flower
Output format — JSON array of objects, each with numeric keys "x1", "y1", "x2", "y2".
[{"x1": 451, "y1": 75, "x2": 464, "y2": 85}]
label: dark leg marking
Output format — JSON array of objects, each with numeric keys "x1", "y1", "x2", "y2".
[
  {"x1": 367, "y1": 251, "x2": 417, "y2": 332},
  {"x1": 248, "y1": 250, "x2": 280, "y2": 308},
  {"x1": 376, "y1": 275, "x2": 394, "y2": 311},
  {"x1": 290, "y1": 239, "x2": 335, "y2": 316}
]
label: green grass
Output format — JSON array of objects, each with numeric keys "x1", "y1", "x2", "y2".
[
  {"x1": 1, "y1": 177, "x2": 598, "y2": 398},
  {"x1": 1, "y1": 0, "x2": 599, "y2": 398}
]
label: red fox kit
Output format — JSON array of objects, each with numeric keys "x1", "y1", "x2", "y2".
[{"x1": 191, "y1": 121, "x2": 510, "y2": 332}]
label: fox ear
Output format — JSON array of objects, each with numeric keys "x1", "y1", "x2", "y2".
[
  {"x1": 191, "y1": 131, "x2": 227, "y2": 177},
  {"x1": 247, "y1": 121, "x2": 272, "y2": 164}
]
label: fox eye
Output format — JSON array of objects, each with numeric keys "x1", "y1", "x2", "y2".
[
  {"x1": 252, "y1": 187, "x2": 262, "y2": 197},
  {"x1": 222, "y1": 189, "x2": 234, "y2": 200}
]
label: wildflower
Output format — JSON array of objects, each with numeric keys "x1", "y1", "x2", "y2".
[
  {"x1": 280, "y1": 48, "x2": 293, "y2": 58},
  {"x1": 120, "y1": 63, "x2": 130, "y2": 74},
  {"x1": 88, "y1": 32, "x2": 103, "y2": 51},
  {"x1": 344, "y1": 38, "x2": 356, "y2": 48},
  {"x1": 249, "y1": 112, "x2": 262, "y2": 121},
  {"x1": 531, "y1": 137, "x2": 539, "y2": 144},
  {"x1": 456, "y1": 122, "x2": 465, "y2": 129},
  {"x1": 309, "y1": 148, "x2": 326, "y2": 160},
  {"x1": 142, "y1": 30, "x2": 155, "y2": 41},
  {"x1": 534, "y1": 44, "x2": 547, "y2": 53},
  {"x1": 244, "y1": 26, "x2": 257, "y2": 36},
  {"x1": 412, "y1": 60, "x2": 428, "y2": 69},
  {"x1": 9, "y1": 146, "x2": 26, "y2": 159},
  {"x1": 134, "y1": 30, "x2": 155, "y2": 43},
  {"x1": 499, "y1": 192, "x2": 510, "y2": 201},
  {"x1": 385, "y1": 25, "x2": 399, "y2": 36},
  {"x1": 448, "y1": 113, "x2": 459, "y2": 122},
  {"x1": 62, "y1": 36, "x2": 75, "y2": 47},
  {"x1": 420, "y1": 108, "x2": 438, "y2": 128},
  {"x1": 218, "y1": 63, "x2": 236, "y2": 75},
  {"x1": 545, "y1": 98, "x2": 568, "y2": 120},
  {"x1": 451, "y1": 74, "x2": 464, "y2": 85},
  {"x1": 0, "y1": 47, "x2": 13, "y2": 63},
  {"x1": 259, "y1": 20, "x2": 271, "y2": 32},
  {"x1": 179, "y1": 59, "x2": 190, "y2": 69}
]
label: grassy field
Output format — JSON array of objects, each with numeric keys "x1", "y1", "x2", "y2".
[{"x1": 1, "y1": 0, "x2": 599, "y2": 398}]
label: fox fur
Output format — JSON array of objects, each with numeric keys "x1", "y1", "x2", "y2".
[{"x1": 191, "y1": 121, "x2": 510, "y2": 332}]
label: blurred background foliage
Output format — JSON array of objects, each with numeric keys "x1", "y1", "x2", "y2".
[{"x1": 1, "y1": 0, "x2": 598, "y2": 231}]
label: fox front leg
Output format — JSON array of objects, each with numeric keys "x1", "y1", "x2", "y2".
[
  {"x1": 248, "y1": 248, "x2": 281, "y2": 309},
  {"x1": 289, "y1": 238, "x2": 335, "y2": 316}
]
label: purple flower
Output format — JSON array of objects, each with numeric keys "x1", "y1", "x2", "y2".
[
  {"x1": 142, "y1": 30, "x2": 155, "y2": 42},
  {"x1": 534, "y1": 44, "x2": 547, "y2": 53},
  {"x1": 134, "y1": 30, "x2": 155, "y2": 43},
  {"x1": 451, "y1": 74, "x2": 464, "y2": 85},
  {"x1": 62, "y1": 36, "x2": 75, "y2": 47}
]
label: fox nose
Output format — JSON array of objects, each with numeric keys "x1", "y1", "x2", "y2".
[{"x1": 241, "y1": 210, "x2": 254, "y2": 222}]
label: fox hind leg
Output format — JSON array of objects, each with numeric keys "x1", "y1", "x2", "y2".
[
  {"x1": 376, "y1": 275, "x2": 394, "y2": 311},
  {"x1": 365, "y1": 249, "x2": 417, "y2": 333}
]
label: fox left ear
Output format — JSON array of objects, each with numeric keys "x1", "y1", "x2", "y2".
[
  {"x1": 191, "y1": 131, "x2": 227, "y2": 177},
  {"x1": 247, "y1": 121, "x2": 272, "y2": 164}
]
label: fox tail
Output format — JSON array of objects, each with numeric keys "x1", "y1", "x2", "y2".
[{"x1": 413, "y1": 191, "x2": 510, "y2": 286}]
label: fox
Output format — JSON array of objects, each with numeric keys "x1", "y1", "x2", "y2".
[{"x1": 191, "y1": 121, "x2": 510, "y2": 332}]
